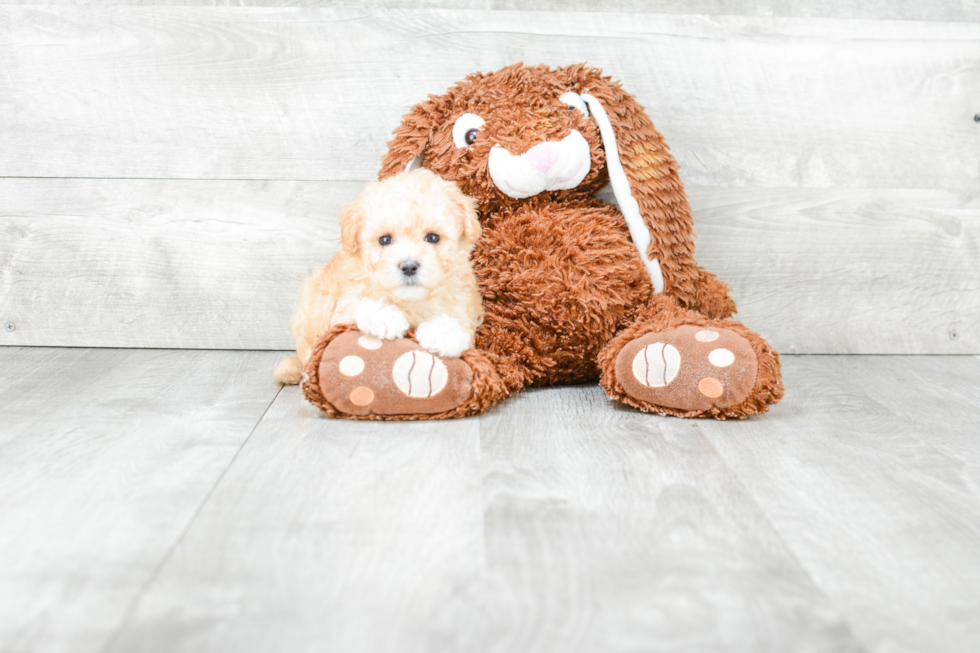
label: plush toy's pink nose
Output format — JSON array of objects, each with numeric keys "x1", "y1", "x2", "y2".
[{"x1": 525, "y1": 142, "x2": 561, "y2": 172}]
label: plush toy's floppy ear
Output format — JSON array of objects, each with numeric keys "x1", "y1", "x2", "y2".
[
  {"x1": 379, "y1": 93, "x2": 455, "y2": 180},
  {"x1": 338, "y1": 200, "x2": 364, "y2": 255},
  {"x1": 572, "y1": 69, "x2": 726, "y2": 314}
]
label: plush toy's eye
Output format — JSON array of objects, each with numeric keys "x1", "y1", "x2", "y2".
[
  {"x1": 453, "y1": 113, "x2": 485, "y2": 148},
  {"x1": 559, "y1": 92, "x2": 590, "y2": 118},
  {"x1": 425, "y1": 233, "x2": 440, "y2": 244},
  {"x1": 379, "y1": 235, "x2": 393, "y2": 246}
]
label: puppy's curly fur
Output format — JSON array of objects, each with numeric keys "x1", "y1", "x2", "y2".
[{"x1": 274, "y1": 169, "x2": 482, "y2": 385}]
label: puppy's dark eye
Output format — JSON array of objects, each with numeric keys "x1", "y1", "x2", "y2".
[
  {"x1": 425, "y1": 233, "x2": 440, "y2": 244},
  {"x1": 465, "y1": 129, "x2": 478, "y2": 145},
  {"x1": 379, "y1": 235, "x2": 392, "y2": 246}
]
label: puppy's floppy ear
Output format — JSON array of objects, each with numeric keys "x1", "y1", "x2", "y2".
[
  {"x1": 566, "y1": 65, "x2": 704, "y2": 310},
  {"x1": 338, "y1": 200, "x2": 365, "y2": 255},
  {"x1": 443, "y1": 178, "x2": 481, "y2": 248}
]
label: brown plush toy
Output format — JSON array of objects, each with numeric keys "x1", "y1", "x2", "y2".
[{"x1": 302, "y1": 63, "x2": 784, "y2": 420}]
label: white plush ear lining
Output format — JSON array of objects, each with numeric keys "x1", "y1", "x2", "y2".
[
  {"x1": 405, "y1": 153, "x2": 424, "y2": 173},
  {"x1": 581, "y1": 94, "x2": 665, "y2": 294},
  {"x1": 559, "y1": 92, "x2": 589, "y2": 117}
]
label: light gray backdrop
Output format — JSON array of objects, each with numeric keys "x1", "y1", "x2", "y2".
[{"x1": 1, "y1": 1, "x2": 978, "y2": 354}]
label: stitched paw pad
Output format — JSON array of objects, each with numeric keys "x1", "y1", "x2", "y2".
[
  {"x1": 318, "y1": 331, "x2": 473, "y2": 416},
  {"x1": 615, "y1": 325, "x2": 758, "y2": 412}
]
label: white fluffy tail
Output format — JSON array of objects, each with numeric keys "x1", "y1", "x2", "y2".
[{"x1": 274, "y1": 355, "x2": 303, "y2": 385}]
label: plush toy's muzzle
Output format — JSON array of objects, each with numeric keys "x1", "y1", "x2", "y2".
[{"x1": 487, "y1": 130, "x2": 591, "y2": 199}]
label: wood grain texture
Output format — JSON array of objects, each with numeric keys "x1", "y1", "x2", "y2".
[
  {"x1": 106, "y1": 386, "x2": 487, "y2": 653},
  {"x1": 687, "y1": 186, "x2": 980, "y2": 355},
  {"x1": 0, "y1": 347, "x2": 283, "y2": 653},
  {"x1": 107, "y1": 383, "x2": 862, "y2": 653},
  {"x1": 2, "y1": 179, "x2": 977, "y2": 353},
  {"x1": 699, "y1": 354, "x2": 980, "y2": 653},
  {"x1": 7, "y1": 1, "x2": 980, "y2": 23},
  {"x1": 0, "y1": 178, "x2": 355, "y2": 349},
  {"x1": 471, "y1": 387, "x2": 861, "y2": 653},
  {"x1": 1, "y1": 7, "x2": 978, "y2": 189},
  {"x1": 4, "y1": 348, "x2": 980, "y2": 652}
]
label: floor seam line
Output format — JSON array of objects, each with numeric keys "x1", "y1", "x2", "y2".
[
  {"x1": 695, "y1": 423, "x2": 875, "y2": 653},
  {"x1": 97, "y1": 383, "x2": 284, "y2": 653}
]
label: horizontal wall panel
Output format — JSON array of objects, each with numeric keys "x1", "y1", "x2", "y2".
[
  {"x1": 686, "y1": 185, "x2": 980, "y2": 355},
  {"x1": 1, "y1": 8, "x2": 978, "y2": 188},
  {"x1": 6, "y1": 1, "x2": 980, "y2": 23},
  {"x1": 0, "y1": 178, "x2": 354, "y2": 349},
  {"x1": 1, "y1": 178, "x2": 976, "y2": 353}
]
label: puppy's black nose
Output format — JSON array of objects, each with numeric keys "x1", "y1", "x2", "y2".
[{"x1": 399, "y1": 260, "x2": 420, "y2": 277}]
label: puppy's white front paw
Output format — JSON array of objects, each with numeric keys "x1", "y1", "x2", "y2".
[
  {"x1": 354, "y1": 299, "x2": 409, "y2": 340},
  {"x1": 416, "y1": 315, "x2": 474, "y2": 358}
]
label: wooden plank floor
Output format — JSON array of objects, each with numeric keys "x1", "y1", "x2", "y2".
[{"x1": 1, "y1": 347, "x2": 979, "y2": 653}]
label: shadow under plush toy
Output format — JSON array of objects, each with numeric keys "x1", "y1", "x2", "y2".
[{"x1": 302, "y1": 63, "x2": 784, "y2": 420}]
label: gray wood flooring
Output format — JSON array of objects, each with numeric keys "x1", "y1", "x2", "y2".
[{"x1": 2, "y1": 347, "x2": 978, "y2": 653}]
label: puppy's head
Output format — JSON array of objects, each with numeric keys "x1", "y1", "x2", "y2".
[{"x1": 339, "y1": 168, "x2": 481, "y2": 301}]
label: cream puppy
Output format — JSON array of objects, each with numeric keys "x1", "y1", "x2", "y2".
[{"x1": 274, "y1": 168, "x2": 483, "y2": 385}]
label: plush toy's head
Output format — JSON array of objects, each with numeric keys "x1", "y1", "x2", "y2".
[
  {"x1": 381, "y1": 63, "x2": 618, "y2": 207},
  {"x1": 380, "y1": 63, "x2": 693, "y2": 295}
]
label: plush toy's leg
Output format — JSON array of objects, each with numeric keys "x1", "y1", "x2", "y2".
[
  {"x1": 598, "y1": 295, "x2": 783, "y2": 419},
  {"x1": 692, "y1": 267, "x2": 737, "y2": 320},
  {"x1": 301, "y1": 324, "x2": 516, "y2": 420}
]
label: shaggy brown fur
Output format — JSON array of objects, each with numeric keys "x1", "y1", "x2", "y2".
[{"x1": 304, "y1": 63, "x2": 783, "y2": 419}]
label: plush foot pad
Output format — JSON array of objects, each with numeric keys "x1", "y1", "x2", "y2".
[
  {"x1": 615, "y1": 325, "x2": 758, "y2": 412},
  {"x1": 318, "y1": 331, "x2": 473, "y2": 416}
]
